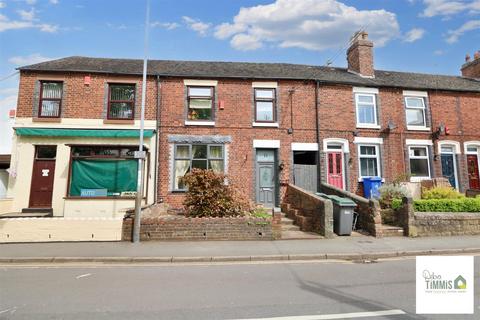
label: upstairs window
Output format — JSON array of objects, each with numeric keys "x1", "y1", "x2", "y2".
[
  {"x1": 355, "y1": 93, "x2": 378, "y2": 127},
  {"x1": 254, "y1": 88, "x2": 276, "y2": 122},
  {"x1": 108, "y1": 84, "x2": 135, "y2": 120},
  {"x1": 405, "y1": 97, "x2": 427, "y2": 127},
  {"x1": 39, "y1": 81, "x2": 63, "y2": 118},
  {"x1": 187, "y1": 86, "x2": 214, "y2": 121}
]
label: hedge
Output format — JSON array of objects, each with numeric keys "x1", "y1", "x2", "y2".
[
  {"x1": 414, "y1": 198, "x2": 480, "y2": 212},
  {"x1": 391, "y1": 198, "x2": 402, "y2": 210}
]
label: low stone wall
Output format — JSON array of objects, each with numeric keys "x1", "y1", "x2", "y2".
[
  {"x1": 122, "y1": 214, "x2": 280, "y2": 241},
  {"x1": 281, "y1": 184, "x2": 334, "y2": 238},
  {"x1": 319, "y1": 183, "x2": 383, "y2": 237},
  {"x1": 397, "y1": 197, "x2": 480, "y2": 237},
  {"x1": 466, "y1": 189, "x2": 480, "y2": 198}
]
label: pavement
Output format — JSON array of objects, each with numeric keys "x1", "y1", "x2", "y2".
[{"x1": 1, "y1": 235, "x2": 480, "y2": 263}]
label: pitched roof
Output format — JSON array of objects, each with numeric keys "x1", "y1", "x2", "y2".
[{"x1": 18, "y1": 56, "x2": 480, "y2": 93}]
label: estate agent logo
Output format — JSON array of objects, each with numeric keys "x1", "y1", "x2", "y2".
[{"x1": 416, "y1": 256, "x2": 473, "y2": 314}]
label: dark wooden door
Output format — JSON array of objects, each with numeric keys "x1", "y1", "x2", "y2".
[
  {"x1": 467, "y1": 155, "x2": 480, "y2": 190},
  {"x1": 29, "y1": 147, "x2": 56, "y2": 208},
  {"x1": 327, "y1": 152, "x2": 343, "y2": 189},
  {"x1": 441, "y1": 154, "x2": 456, "y2": 188},
  {"x1": 256, "y1": 149, "x2": 276, "y2": 208}
]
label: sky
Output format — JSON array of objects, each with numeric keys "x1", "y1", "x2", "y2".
[{"x1": 1, "y1": 0, "x2": 480, "y2": 146}]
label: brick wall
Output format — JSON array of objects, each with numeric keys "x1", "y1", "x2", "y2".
[{"x1": 122, "y1": 215, "x2": 278, "y2": 241}]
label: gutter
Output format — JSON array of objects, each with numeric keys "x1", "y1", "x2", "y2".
[{"x1": 315, "y1": 80, "x2": 321, "y2": 192}]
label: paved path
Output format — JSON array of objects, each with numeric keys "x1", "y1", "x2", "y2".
[
  {"x1": 0, "y1": 236, "x2": 479, "y2": 261},
  {"x1": 1, "y1": 257, "x2": 478, "y2": 319}
]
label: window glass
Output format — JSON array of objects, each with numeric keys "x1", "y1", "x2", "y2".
[
  {"x1": 412, "y1": 147, "x2": 427, "y2": 157},
  {"x1": 188, "y1": 86, "x2": 213, "y2": 121},
  {"x1": 36, "y1": 146, "x2": 57, "y2": 159},
  {"x1": 410, "y1": 159, "x2": 429, "y2": 177},
  {"x1": 39, "y1": 82, "x2": 63, "y2": 118},
  {"x1": 254, "y1": 88, "x2": 275, "y2": 122},
  {"x1": 356, "y1": 94, "x2": 377, "y2": 125},
  {"x1": 360, "y1": 146, "x2": 376, "y2": 155},
  {"x1": 360, "y1": 158, "x2": 378, "y2": 177},
  {"x1": 109, "y1": 84, "x2": 135, "y2": 120},
  {"x1": 256, "y1": 101, "x2": 274, "y2": 121},
  {"x1": 173, "y1": 144, "x2": 224, "y2": 190},
  {"x1": 406, "y1": 109, "x2": 425, "y2": 126},
  {"x1": 405, "y1": 97, "x2": 424, "y2": 108},
  {"x1": 441, "y1": 146, "x2": 454, "y2": 153},
  {"x1": 256, "y1": 150, "x2": 275, "y2": 162},
  {"x1": 259, "y1": 167, "x2": 274, "y2": 188},
  {"x1": 467, "y1": 146, "x2": 478, "y2": 153}
]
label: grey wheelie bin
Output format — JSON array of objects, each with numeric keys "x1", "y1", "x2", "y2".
[{"x1": 329, "y1": 195, "x2": 357, "y2": 236}]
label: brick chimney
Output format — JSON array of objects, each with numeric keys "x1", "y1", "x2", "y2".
[
  {"x1": 461, "y1": 51, "x2": 480, "y2": 79},
  {"x1": 347, "y1": 31, "x2": 374, "y2": 78}
]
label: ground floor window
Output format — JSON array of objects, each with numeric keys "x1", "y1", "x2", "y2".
[
  {"x1": 358, "y1": 144, "x2": 380, "y2": 178},
  {"x1": 174, "y1": 144, "x2": 224, "y2": 190},
  {"x1": 409, "y1": 146, "x2": 431, "y2": 179},
  {"x1": 68, "y1": 146, "x2": 141, "y2": 197}
]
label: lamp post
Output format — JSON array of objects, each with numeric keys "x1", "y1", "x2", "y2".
[{"x1": 132, "y1": 0, "x2": 150, "y2": 243}]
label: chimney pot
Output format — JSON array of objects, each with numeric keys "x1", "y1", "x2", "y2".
[
  {"x1": 462, "y1": 50, "x2": 480, "y2": 78},
  {"x1": 475, "y1": 51, "x2": 480, "y2": 60},
  {"x1": 466, "y1": 54, "x2": 471, "y2": 62}
]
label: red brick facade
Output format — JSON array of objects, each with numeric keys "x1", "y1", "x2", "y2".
[{"x1": 15, "y1": 64, "x2": 480, "y2": 210}]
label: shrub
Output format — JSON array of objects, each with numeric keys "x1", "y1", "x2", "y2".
[
  {"x1": 181, "y1": 169, "x2": 254, "y2": 217},
  {"x1": 421, "y1": 186, "x2": 464, "y2": 200},
  {"x1": 379, "y1": 184, "x2": 410, "y2": 208},
  {"x1": 391, "y1": 198, "x2": 403, "y2": 210},
  {"x1": 414, "y1": 198, "x2": 480, "y2": 212}
]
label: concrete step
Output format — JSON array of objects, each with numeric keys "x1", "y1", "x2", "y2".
[
  {"x1": 281, "y1": 230, "x2": 324, "y2": 240},
  {"x1": 379, "y1": 224, "x2": 405, "y2": 237},
  {"x1": 281, "y1": 217, "x2": 294, "y2": 225},
  {"x1": 281, "y1": 224, "x2": 301, "y2": 231}
]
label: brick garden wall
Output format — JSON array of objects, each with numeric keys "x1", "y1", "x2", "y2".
[{"x1": 122, "y1": 215, "x2": 280, "y2": 241}]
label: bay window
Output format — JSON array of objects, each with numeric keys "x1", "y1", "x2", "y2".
[
  {"x1": 187, "y1": 86, "x2": 214, "y2": 121},
  {"x1": 39, "y1": 81, "x2": 63, "y2": 118},
  {"x1": 173, "y1": 144, "x2": 224, "y2": 190},
  {"x1": 108, "y1": 84, "x2": 135, "y2": 120}
]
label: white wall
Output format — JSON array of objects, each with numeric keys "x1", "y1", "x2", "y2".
[
  {"x1": 0, "y1": 169, "x2": 8, "y2": 198},
  {"x1": 0, "y1": 116, "x2": 14, "y2": 155}
]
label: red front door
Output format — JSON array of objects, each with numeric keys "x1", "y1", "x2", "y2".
[
  {"x1": 327, "y1": 152, "x2": 343, "y2": 189},
  {"x1": 29, "y1": 146, "x2": 57, "y2": 208},
  {"x1": 467, "y1": 154, "x2": 480, "y2": 190}
]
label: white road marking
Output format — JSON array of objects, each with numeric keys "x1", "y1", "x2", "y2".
[
  {"x1": 75, "y1": 273, "x2": 92, "y2": 279},
  {"x1": 229, "y1": 309, "x2": 406, "y2": 320},
  {"x1": 0, "y1": 307, "x2": 16, "y2": 314}
]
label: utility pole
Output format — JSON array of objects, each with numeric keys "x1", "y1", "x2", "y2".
[{"x1": 133, "y1": 0, "x2": 150, "y2": 243}]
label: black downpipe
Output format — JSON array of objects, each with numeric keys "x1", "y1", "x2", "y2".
[
  {"x1": 315, "y1": 80, "x2": 321, "y2": 192},
  {"x1": 154, "y1": 75, "x2": 161, "y2": 203}
]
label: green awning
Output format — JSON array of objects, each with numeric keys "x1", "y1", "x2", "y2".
[{"x1": 15, "y1": 128, "x2": 155, "y2": 138}]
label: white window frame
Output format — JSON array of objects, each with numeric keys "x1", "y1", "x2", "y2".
[
  {"x1": 408, "y1": 145, "x2": 431, "y2": 182},
  {"x1": 355, "y1": 93, "x2": 380, "y2": 129},
  {"x1": 404, "y1": 96, "x2": 429, "y2": 131},
  {"x1": 357, "y1": 144, "x2": 381, "y2": 180}
]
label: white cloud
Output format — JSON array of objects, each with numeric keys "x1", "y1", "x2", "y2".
[
  {"x1": 213, "y1": 0, "x2": 400, "y2": 52},
  {"x1": 182, "y1": 16, "x2": 211, "y2": 36},
  {"x1": 18, "y1": 8, "x2": 36, "y2": 21},
  {"x1": 8, "y1": 53, "x2": 55, "y2": 65},
  {"x1": 151, "y1": 21, "x2": 179, "y2": 30},
  {"x1": 106, "y1": 23, "x2": 127, "y2": 30},
  {"x1": 446, "y1": 19, "x2": 480, "y2": 43},
  {"x1": 404, "y1": 28, "x2": 425, "y2": 42},
  {"x1": 25, "y1": 0, "x2": 36, "y2": 4},
  {"x1": 0, "y1": 13, "x2": 58, "y2": 32},
  {"x1": 421, "y1": 0, "x2": 480, "y2": 17},
  {"x1": 434, "y1": 49, "x2": 445, "y2": 55},
  {"x1": 0, "y1": 2, "x2": 5, "y2": 9},
  {"x1": 49, "y1": 0, "x2": 59, "y2": 4}
]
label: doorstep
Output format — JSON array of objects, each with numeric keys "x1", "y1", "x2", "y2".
[{"x1": 0, "y1": 211, "x2": 53, "y2": 219}]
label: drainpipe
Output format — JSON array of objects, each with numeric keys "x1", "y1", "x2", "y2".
[
  {"x1": 315, "y1": 80, "x2": 321, "y2": 192},
  {"x1": 155, "y1": 75, "x2": 161, "y2": 203}
]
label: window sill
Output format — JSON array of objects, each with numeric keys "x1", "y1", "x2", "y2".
[
  {"x1": 185, "y1": 121, "x2": 215, "y2": 126},
  {"x1": 358, "y1": 177, "x2": 385, "y2": 182},
  {"x1": 252, "y1": 122, "x2": 279, "y2": 128},
  {"x1": 407, "y1": 126, "x2": 431, "y2": 131},
  {"x1": 170, "y1": 190, "x2": 186, "y2": 194},
  {"x1": 64, "y1": 196, "x2": 138, "y2": 200},
  {"x1": 103, "y1": 119, "x2": 135, "y2": 124},
  {"x1": 356, "y1": 124, "x2": 381, "y2": 129},
  {"x1": 33, "y1": 117, "x2": 62, "y2": 123},
  {"x1": 410, "y1": 177, "x2": 431, "y2": 182}
]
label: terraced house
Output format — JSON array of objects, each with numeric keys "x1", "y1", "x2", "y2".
[{"x1": 4, "y1": 32, "x2": 480, "y2": 218}]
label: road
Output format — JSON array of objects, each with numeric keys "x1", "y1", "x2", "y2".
[{"x1": 0, "y1": 257, "x2": 478, "y2": 320}]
